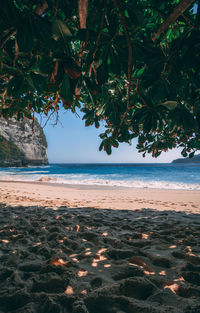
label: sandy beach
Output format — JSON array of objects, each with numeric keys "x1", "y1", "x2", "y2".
[
  {"x1": 0, "y1": 181, "x2": 200, "y2": 312},
  {"x1": 0, "y1": 180, "x2": 200, "y2": 212}
]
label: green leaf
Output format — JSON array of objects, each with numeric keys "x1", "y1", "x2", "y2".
[
  {"x1": 181, "y1": 149, "x2": 188, "y2": 157},
  {"x1": 99, "y1": 141, "x2": 104, "y2": 151},
  {"x1": 99, "y1": 133, "x2": 107, "y2": 139},
  {"x1": 162, "y1": 101, "x2": 177, "y2": 110},
  {"x1": 135, "y1": 67, "x2": 145, "y2": 78},
  {"x1": 33, "y1": 15, "x2": 52, "y2": 47},
  {"x1": 39, "y1": 56, "x2": 55, "y2": 75},
  {"x1": 106, "y1": 142, "x2": 112, "y2": 155},
  {"x1": 30, "y1": 72, "x2": 47, "y2": 92},
  {"x1": 96, "y1": 104, "x2": 106, "y2": 116},
  {"x1": 84, "y1": 77, "x2": 99, "y2": 94},
  {"x1": 168, "y1": 106, "x2": 195, "y2": 130},
  {"x1": 111, "y1": 138, "x2": 119, "y2": 148},
  {"x1": 52, "y1": 19, "x2": 72, "y2": 40},
  {"x1": 60, "y1": 74, "x2": 73, "y2": 103},
  {"x1": 17, "y1": 16, "x2": 34, "y2": 52},
  {"x1": 97, "y1": 63, "x2": 108, "y2": 85},
  {"x1": 189, "y1": 151, "x2": 195, "y2": 158},
  {"x1": 7, "y1": 74, "x2": 24, "y2": 96}
]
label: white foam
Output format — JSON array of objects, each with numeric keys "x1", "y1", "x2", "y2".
[
  {"x1": 1, "y1": 173, "x2": 199, "y2": 190},
  {"x1": 36, "y1": 176, "x2": 200, "y2": 190}
]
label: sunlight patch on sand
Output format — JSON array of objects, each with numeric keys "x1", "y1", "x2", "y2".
[
  {"x1": 32, "y1": 242, "x2": 42, "y2": 247},
  {"x1": 128, "y1": 256, "x2": 154, "y2": 273},
  {"x1": 65, "y1": 286, "x2": 74, "y2": 295},
  {"x1": 1, "y1": 239, "x2": 9, "y2": 244},
  {"x1": 57, "y1": 237, "x2": 67, "y2": 243},
  {"x1": 50, "y1": 258, "x2": 68, "y2": 266},
  {"x1": 81, "y1": 289, "x2": 87, "y2": 295},
  {"x1": 164, "y1": 283, "x2": 179, "y2": 294},
  {"x1": 77, "y1": 269, "x2": 88, "y2": 277},
  {"x1": 92, "y1": 248, "x2": 107, "y2": 267},
  {"x1": 141, "y1": 233, "x2": 149, "y2": 239}
]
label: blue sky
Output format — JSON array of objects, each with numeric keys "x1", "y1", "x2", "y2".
[{"x1": 38, "y1": 108, "x2": 183, "y2": 163}]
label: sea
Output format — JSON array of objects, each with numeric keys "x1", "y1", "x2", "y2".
[{"x1": 0, "y1": 163, "x2": 200, "y2": 190}]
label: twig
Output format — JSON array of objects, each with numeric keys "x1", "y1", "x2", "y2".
[
  {"x1": 13, "y1": 38, "x2": 19, "y2": 67},
  {"x1": 152, "y1": 0, "x2": 195, "y2": 41},
  {"x1": 93, "y1": 1, "x2": 108, "y2": 61},
  {"x1": 42, "y1": 110, "x2": 56, "y2": 128},
  {"x1": 146, "y1": 6, "x2": 166, "y2": 19},
  {"x1": 54, "y1": 0, "x2": 59, "y2": 17},
  {"x1": 182, "y1": 13, "x2": 195, "y2": 28},
  {"x1": 0, "y1": 29, "x2": 16, "y2": 49}
]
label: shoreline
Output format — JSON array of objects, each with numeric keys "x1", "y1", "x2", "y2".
[
  {"x1": 0, "y1": 179, "x2": 129, "y2": 190},
  {"x1": 0, "y1": 178, "x2": 200, "y2": 191},
  {"x1": 0, "y1": 180, "x2": 199, "y2": 213}
]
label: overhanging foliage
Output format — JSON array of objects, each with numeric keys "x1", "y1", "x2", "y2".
[{"x1": 0, "y1": 0, "x2": 200, "y2": 157}]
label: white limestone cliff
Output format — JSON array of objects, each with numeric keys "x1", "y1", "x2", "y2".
[{"x1": 0, "y1": 118, "x2": 48, "y2": 167}]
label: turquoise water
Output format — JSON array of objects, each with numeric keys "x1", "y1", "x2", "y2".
[{"x1": 0, "y1": 163, "x2": 200, "y2": 190}]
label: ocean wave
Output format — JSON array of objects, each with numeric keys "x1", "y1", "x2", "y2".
[
  {"x1": 27, "y1": 165, "x2": 50, "y2": 169},
  {"x1": 1, "y1": 173, "x2": 200, "y2": 190},
  {"x1": 17, "y1": 171, "x2": 50, "y2": 174},
  {"x1": 34, "y1": 176, "x2": 200, "y2": 190}
]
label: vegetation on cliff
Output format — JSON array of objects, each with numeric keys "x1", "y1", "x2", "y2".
[
  {"x1": 0, "y1": 135, "x2": 23, "y2": 162},
  {"x1": 172, "y1": 154, "x2": 200, "y2": 163},
  {"x1": 0, "y1": 0, "x2": 199, "y2": 158}
]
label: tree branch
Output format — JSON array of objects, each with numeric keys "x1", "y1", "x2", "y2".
[
  {"x1": 113, "y1": 0, "x2": 133, "y2": 108},
  {"x1": 79, "y1": 0, "x2": 88, "y2": 29},
  {"x1": 152, "y1": 0, "x2": 195, "y2": 41}
]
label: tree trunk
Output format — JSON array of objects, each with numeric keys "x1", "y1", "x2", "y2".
[{"x1": 79, "y1": 0, "x2": 88, "y2": 29}]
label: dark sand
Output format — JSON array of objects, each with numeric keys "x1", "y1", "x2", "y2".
[{"x1": 0, "y1": 203, "x2": 200, "y2": 313}]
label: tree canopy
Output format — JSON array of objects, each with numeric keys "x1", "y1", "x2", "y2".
[{"x1": 0, "y1": 0, "x2": 200, "y2": 158}]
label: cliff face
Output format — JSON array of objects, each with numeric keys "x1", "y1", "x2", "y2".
[
  {"x1": 0, "y1": 118, "x2": 48, "y2": 167},
  {"x1": 172, "y1": 154, "x2": 200, "y2": 164}
]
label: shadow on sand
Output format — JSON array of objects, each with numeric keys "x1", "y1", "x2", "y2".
[{"x1": 0, "y1": 204, "x2": 200, "y2": 313}]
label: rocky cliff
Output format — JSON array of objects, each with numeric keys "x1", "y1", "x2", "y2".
[
  {"x1": 0, "y1": 118, "x2": 48, "y2": 167},
  {"x1": 172, "y1": 154, "x2": 200, "y2": 164}
]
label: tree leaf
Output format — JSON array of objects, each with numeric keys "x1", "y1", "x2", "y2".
[
  {"x1": 60, "y1": 74, "x2": 73, "y2": 104},
  {"x1": 7, "y1": 74, "x2": 24, "y2": 96},
  {"x1": 17, "y1": 16, "x2": 34, "y2": 52},
  {"x1": 162, "y1": 101, "x2": 177, "y2": 110},
  {"x1": 97, "y1": 63, "x2": 108, "y2": 85},
  {"x1": 52, "y1": 19, "x2": 72, "y2": 40}
]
